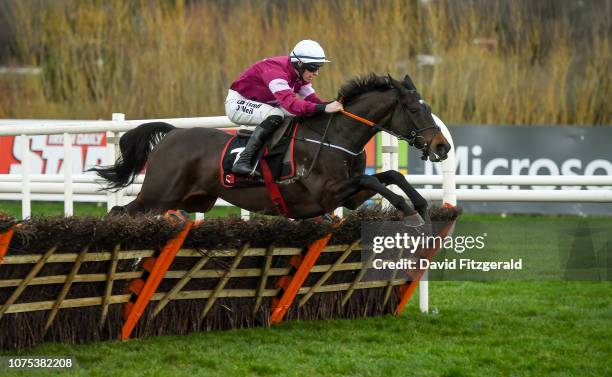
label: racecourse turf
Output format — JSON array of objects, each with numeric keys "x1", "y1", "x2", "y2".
[
  {"x1": 0, "y1": 202, "x2": 610, "y2": 376},
  {"x1": 0, "y1": 201, "x2": 241, "y2": 218},
  {"x1": 1, "y1": 281, "x2": 609, "y2": 377}
]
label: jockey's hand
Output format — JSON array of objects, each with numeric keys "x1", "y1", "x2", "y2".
[{"x1": 325, "y1": 101, "x2": 344, "y2": 113}]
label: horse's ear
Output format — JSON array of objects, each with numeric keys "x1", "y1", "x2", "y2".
[
  {"x1": 386, "y1": 73, "x2": 394, "y2": 87},
  {"x1": 387, "y1": 74, "x2": 404, "y2": 92},
  {"x1": 403, "y1": 74, "x2": 417, "y2": 91}
]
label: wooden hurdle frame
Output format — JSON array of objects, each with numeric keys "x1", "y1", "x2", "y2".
[{"x1": 0, "y1": 217, "x2": 458, "y2": 343}]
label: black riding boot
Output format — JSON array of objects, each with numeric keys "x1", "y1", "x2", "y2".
[{"x1": 231, "y1": 115, "x2": 282, "y2": 176}]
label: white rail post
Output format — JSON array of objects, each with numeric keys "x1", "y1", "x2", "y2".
[
  {"x1": 20, "y1": 134, "x2": 31, "y2": 219},
  {"x1": 380, "y1": 133, "x2": 392, "y2": 208},
  {"x1": 106, "y1": 113, "x2": 124, "y2": 211},
  {"x1": 105, "y1": 129, "x2": 116, "y2": 212},
  {"x1": 390, "y1": 136, "x2": 401, "y2": 198},
  {"x1": 435, "y1": 114, "x2": 457, "y2": 208},
  {"x1": 112, "y1": 113, "x2": 125, "y2": 207},
  {"x1": 241, "y1": 209, "x2": 250, "y2": 220},
  {"x1": 390, "y1": 136, "x2": 399, "y2": 175},
  {"x1": 419, "y1": 273, "x2": 429, "y2": 313},
  {"x1": 63, "y1": 132, "x2": 73, "y2": 216},
  {"x1": 419, "y1": 114, "x2": 457, "y2": 314},
  {"x1": 381, "y1": 134, "x2": 400, "y2": 193}
]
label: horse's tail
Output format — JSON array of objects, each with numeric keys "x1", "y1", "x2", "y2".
[{"x1": 89, "y1": 122, "x2": 176, "y2": 191}]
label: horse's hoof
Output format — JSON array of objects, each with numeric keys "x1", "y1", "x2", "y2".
[
  {"x1": 318, "y1": 213, "x2": 342, "y2": 225},
  {"x1": 165, "y1": 210, "x2": 190, "y2": 223},
  {"x1": 106, "y1": 205, "x2": 127, "y2": 218},
  {"x1": 418, "y1": 208, "x2": 431, "y2": 224},
  {"x1": 403, "y1": 212, "x2": 432, "y2": 237},
  {"x1": 404, "y1": 212, "x2": 426, "y2": 227}
]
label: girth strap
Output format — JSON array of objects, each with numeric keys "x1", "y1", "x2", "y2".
[{"x1": 260, "y1": 158, "x2": 291, "y2": 217}]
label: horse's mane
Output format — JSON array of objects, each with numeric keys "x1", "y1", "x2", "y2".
[{"x1": 338, "y1": 74, "x2": 391, "y2": 103}]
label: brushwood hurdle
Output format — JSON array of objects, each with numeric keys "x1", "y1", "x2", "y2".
[{"x1": 0, "y1": 207, "x2": 459, "y2": 350}]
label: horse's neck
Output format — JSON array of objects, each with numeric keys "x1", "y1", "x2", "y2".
[{"x1": 325, "y1": 91, "x2": 395, "y2": 151}]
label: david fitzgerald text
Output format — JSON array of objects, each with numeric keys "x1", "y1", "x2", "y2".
[{"x1": 373, "y1": 258, "x2": 523, "y2": 272}]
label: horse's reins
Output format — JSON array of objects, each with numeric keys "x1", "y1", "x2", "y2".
[
  {"x1": 297, "y1": 112, "x2": 337, "y2": 180},
  {"x1": 297, "y1": 94, "x2": 441, "y2": 181},
  {"x1": 339, "y1": 97, "x2": 441, "y2": 161}
]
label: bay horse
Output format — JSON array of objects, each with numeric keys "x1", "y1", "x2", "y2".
[{"x1": 91, "y1": 74, "x2": 450, "y2": 222}]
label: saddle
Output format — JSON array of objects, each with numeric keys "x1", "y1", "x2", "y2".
[
  {"x1": 237, "y1": 117, "x2": 292, "y2": 148},
  {"x1": 220, "y1": 119, "x2": 299, "y2": 188}
]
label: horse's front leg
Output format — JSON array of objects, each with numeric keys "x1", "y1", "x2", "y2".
[
  {"x1": 373, "y1": 170, "x2": 429, "y2": 223},
  {"x1": 339, "y1": 175, "x2": 419, "y2": 218}
]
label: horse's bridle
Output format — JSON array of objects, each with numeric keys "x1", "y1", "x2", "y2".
[
  {"x1": 339, "y1": 93, "x2": 442, "y2": 161},
  {"x1": 296, "y1": 91, "x2": 441, "y2": 181}
]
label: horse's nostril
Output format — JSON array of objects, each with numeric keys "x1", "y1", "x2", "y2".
[{"x1": 436, "y1": 143, "x2": 450, "y2": 156}]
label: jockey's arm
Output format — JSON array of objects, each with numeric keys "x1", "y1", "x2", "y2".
[
  {"x1": 298, "y1": 84, "x2": 326, "y2": 104},
  {"x1": 263, "y1": 67, "x2": 340, "y2": 115},
  {"x1": 267, "y1": 79, "x2": 325, "y2": 116},
  {"x1": 275, "y1": 90, "x2": 342, "y2": 114}
]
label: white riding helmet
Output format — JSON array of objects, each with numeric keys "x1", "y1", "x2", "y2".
[{"x1": 290, "y1": 40, "x2": 331, "y2": 64}]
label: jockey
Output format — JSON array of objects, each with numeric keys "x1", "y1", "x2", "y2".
[{"x1": 226, "y1": 39, "x2": 344, "y2": 176}]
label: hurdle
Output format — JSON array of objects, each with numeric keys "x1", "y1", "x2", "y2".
[{"x1": 0, "y1": 206, "x2": 459, "y2": 350}]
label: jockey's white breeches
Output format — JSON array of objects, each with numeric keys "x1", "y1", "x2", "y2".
[{"x1": 225, "y1": 89, "x2": 293, "y2": 126}]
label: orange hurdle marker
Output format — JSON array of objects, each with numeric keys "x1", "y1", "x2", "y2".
[
  {"x1": 270, "y1": 233, "x2": 333, "y2": 325},
  {"x1": 121, "y1": 219, "x2": 195, "y2": 340},
  {"x1": 0, "y1": 227, "x2": 16, "y2": 265}
]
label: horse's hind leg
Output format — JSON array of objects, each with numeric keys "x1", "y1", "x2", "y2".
[
  {"x1": 181, "y1": 194, "x2": 217, "y2": 214},
  {"x1": 137, "y1": 187, "x2": 217, "y2": 216},
  {"x1": 123, "y1": 195, "x2": 150, "y2": 216},
  {"x1": 110, "y1": 194, "x2": 216, "y2": 218},
  {"x1": 105, "y1": 195, "x2": 146, "y2": 217},
  {"x1": 107, "y1": 194, "x2": 165, "y2": 217},
  {"x1": 107, "y1": 205, "x2": 127, "y2": 217}
]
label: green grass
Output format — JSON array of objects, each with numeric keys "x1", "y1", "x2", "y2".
[
  {"x1": 428, "y1": 218, "x2": 611, "y2": 281},
  {"x1": 0, "y1": 201, "x2": 240, "y2": 219},
  {"x1": 0, "y1": 201, "x2": 109, "y2": 218},
  {"x1": 1, "y1": 281, "x2": 610, "y2": 377},
  {"x1": 1, "y1": 201, "x2": 605, "y2": 222}
]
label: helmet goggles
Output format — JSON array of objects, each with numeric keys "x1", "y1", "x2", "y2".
[{"x1": 303, "y1": 62, "x2": 323, "y2": 72}]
